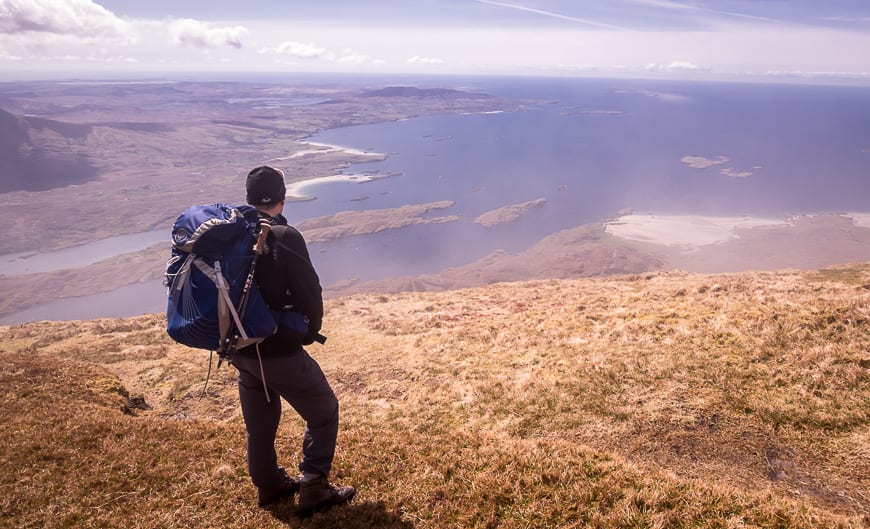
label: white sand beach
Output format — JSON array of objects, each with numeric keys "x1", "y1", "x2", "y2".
[
  {"x1": 285, "y1": 174, "x2": 376, "y2": 199},
  {"x1": 604, "y1": 214, "x2": 789, "y2": 247},
  {"x1": 846, "y1": 212, "x2": 870, "y2": 229},
  {"x1": 271, "y1": 141, "x2": 390, "y2": 199},
  {"x1": 276, "y1": 140, "x2": 384, "y2": 160}
]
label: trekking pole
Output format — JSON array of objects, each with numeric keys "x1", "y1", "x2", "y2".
[
  {"x1": 239, "y1": 218, "x2": 273, "y2": 402},
  {"x1": 220, "y1": 218, "x2": 272, "y2": 358},
  {"x1": 238, "y1": 218, "x2": 272, "y2": 317}
]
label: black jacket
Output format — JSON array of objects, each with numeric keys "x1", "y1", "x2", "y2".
[{"x1": 240, "y1": 212, "x2": 323, "y2": 356}]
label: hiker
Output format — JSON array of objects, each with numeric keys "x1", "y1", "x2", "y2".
[{"x1": 231, "y1": 165, "x2": 355, "y2": 516}]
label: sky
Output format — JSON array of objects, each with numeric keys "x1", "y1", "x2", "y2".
[{"x1": 2, "y1": 0, "x2": 870, "y2": 83}]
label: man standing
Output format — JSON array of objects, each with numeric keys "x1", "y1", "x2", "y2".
[{"x1": 231, "y1": 165, "x2": 355, "y2": 517}]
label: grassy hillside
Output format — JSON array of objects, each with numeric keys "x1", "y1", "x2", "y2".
[{"x1": 1, "y1": 265, "x2": 868, "y2": 528}]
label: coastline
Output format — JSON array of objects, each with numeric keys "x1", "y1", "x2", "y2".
[
  {"x1": 603, "y1": 212, "x2": 870, "y2": 274},
  {"x1": 286, "y1": 174, "x2": 364, "y2": 199},
  {"x1": 605, "y1": 212, "x2": 870, "y2": 248},
  {"x1": 277, "y1": 140, "x2": 393, "y2": 199},
  {"x1": 285, "y1": 171, "x2": 400, "y2": 199},
  {"x1": 604, "y1": 214, "x2": 790, "y2": 247},
  {"x1": 276, "y1": 140, "x2": 385, "y2": 160},
  {"x1": 847, "y1": 212, "x2": 870, "y2": 229}
]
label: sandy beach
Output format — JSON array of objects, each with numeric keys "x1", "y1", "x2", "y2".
[
  {"x1": 285, "y1": 173, "x2": 387, "y2": 199},
  {"x1": 272, "y1": 140, "x2": 391, "y2": 199},
  {"x1": 278, "y1": 140, "x2": 385, "y2": 160},
  {"x1": 604, "y1": 214, "x2": 790, "y2": 247},
  {"x1": 847, "y1": 212, "x2": 870, "y2": 229}
]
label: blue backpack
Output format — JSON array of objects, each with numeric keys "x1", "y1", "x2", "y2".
[{"x1": 164, "y1": 203, "x2": 277, "y2": 355}]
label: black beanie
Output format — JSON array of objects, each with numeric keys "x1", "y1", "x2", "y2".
[{"x1": 246, "y1": 166, "x2": 286, "y2": 206}]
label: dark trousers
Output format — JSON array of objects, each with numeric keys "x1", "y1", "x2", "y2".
[{"x1": 232, "y1": 348, "x2": 339, "y2": 489}]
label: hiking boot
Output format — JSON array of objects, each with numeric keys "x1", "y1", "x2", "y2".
[
  {"x1": 297, "y1": 475, "x2": 356, "y2": 518},
  {"x1": 257, "y1": 468, "x2": 302, "y2": 507}
]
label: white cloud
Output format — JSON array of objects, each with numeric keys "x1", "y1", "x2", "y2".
[
  {"x1": 646, "y1": 61, "x2": 707, "y2": 71},
  {"x1": 407, "y1": 55, "x2": 444, "y2": 65},
  {"x1": 337, "y1": 49, "x2": 383, "y2": 65},
  {"x1": 337, "y1": 54, "x2": 367, "y2": 64},
  {"x1": 169, "y1": 18, "x2": 247, "y2": 49},
  {"x1": 665, "y1": 60, "x2": 706, "y2": 71},
  {"x1": 3, "y1": 12, "x2": 870, "y2": 80},
  {"x1": 0, "y1": 0, "x2": 130, "y2": 38},
  {"x1": 258, "y1": 40, "x2": 333, "y2": 60}
]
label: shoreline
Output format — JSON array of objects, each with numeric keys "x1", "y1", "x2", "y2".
[
  {"x1": 285, "y1": 171, "x2": 401, "y2": 199},
  {"x1": 276, "y1": 140, "x2": 393, "y2": 199},
  {"x1": 603, "y1": 213, "x2": 870, "y2": 248},
  {"x1": 273, "y1": 140, "x2": 386, "y2": 161},
  {"x1": 847, "y1": 212, "x2": 870, "y2": 229},
  {"x1": 604, "y1": 214, "x2": 790, "y2": 247}
]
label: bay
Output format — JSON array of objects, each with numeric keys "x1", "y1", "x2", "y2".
[
  {"x1": 285, "y1": 78, "x2": 870, "y2": 284},
  {"x1": 0, "y1": 229, "x2": 166, "y2": 277}
]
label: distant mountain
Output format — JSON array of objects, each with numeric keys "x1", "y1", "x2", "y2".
[
  {"x1": 0, "y1": 108, "x2": 98, "y2": 192},
  {"x1": 361, "y1": 86, "x2": 492, "y2": 99}
]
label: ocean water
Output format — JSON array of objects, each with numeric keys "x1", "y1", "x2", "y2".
[
  {"x1": 283, "y1": 78, "x2": 870, "y2": 284},
  {"x1": 3, "y1": 76, "x2": 869, "y2": 323}
]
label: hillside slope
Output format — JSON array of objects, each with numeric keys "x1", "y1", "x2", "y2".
[
  {"x1": 1, "y1": 265, "x2": 868, "y2": 528},
  {"x1": 0, "y1": 108, "x2": 97, "y2": 192}
]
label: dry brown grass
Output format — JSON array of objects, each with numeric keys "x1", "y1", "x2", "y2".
[{"x1": 1, "y1": 264, "x2": 868, "y2": 528}]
